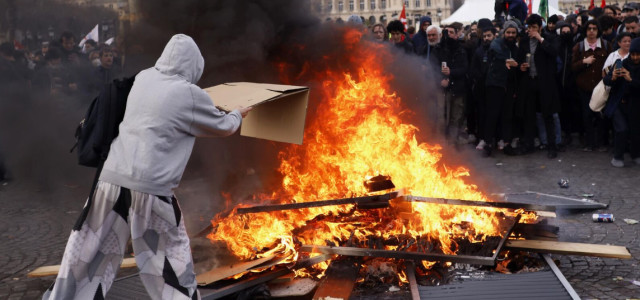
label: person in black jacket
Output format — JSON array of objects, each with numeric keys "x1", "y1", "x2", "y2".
[
  {"x1": 516, "y1": 14, "x2": 562, "y2": 158},
  {"x1": 482, "y1": 20, "x2": 520, "y2": 156},
  {"x1": 436, "y1": 25, "x2": 468, "y2": 145},
  {"x1": 557, "y1": 21, "x2": 580, "y2": 146},
  {"x1": 470, "y1": 27, "x2": 497, "y2": 150},
  {"x1": 603, "y1": 38, "x2": 640, "y2": 167}
]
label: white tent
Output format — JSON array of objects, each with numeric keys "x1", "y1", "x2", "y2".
[{"x1": 442, "y1": 0, "x2": 566, "y2": 25}]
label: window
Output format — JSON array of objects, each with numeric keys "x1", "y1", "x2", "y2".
[
  {"x1": 381, "y1": 0, "x2": 386, "y2": 9},
  {"x1": 426, "y1": 0, "x2": 431, "y2": 6},
  {"x1": 415, "y1": 0, "x2": 421, "y2": 7},
  {"x1": 327, "y1": 0, "x2": 333, "y2": 12},
  {"x1": 404, "y1": 0, "x2": 409, "y2": 7},
  {"x1": 360, "y1": 0, "x2": 365, "y2": 10},
  {"x1": 349, "y1": 0, "x2": 354, "y2": 10},
  {"x1": 370, "y1": 0, "x2": 376, "y2": 9},
  {"x1": 338, "y1": 0, "x2": 344, "y2": 11}
]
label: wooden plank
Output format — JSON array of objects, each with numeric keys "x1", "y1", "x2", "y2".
[
  {"x1": 196, "y1": 255, "x2": 277, "y2": 285},
  {"x1": 200, "y1": 254, "x2": 332, "y2": 300},
  {"x1": 506, "y1": 240, "x2": 632, "y2": 259},
  {"x1": 404, "y1": 261, "x2": 420, "y2": 300},
  {"x1": 313, "y1": 258, "x2": 360, "y2": 300},
  {"x1": 536, "y1": 211, "x2": 557, "y2": 218},
  {"x1": 28, "y1": 257, "x2": 137, "y2": 278},
  {"x1": 236, "y1": 191, "x2": 400, "y2": 214},
  {"x1": 300, "y1": 245, "x2": 496, "y2": 265}
]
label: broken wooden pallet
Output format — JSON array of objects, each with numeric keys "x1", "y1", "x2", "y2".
[
  {"x1": 505, "y1": 240, "x2": 632, "y2": 259},
  {"x1": 28, "y1": 257, "x2": 137, "y2": 278},
  {"x1": 200, "y1": 254, "x2": 332, "y2": 300}
]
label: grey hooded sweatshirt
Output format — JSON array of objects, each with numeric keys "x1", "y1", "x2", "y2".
[{"x1": 100, "y1": 34, "x2": 242, "y2": 196}]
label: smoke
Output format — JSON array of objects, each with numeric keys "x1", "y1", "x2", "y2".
[{"x1": 0, "y1": 1, "x2": 500, "y2": 232}]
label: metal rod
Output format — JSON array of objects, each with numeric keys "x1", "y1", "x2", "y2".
[
  {"x1": 541, "y1": 254, "x2": 582, "y2": 300},
  {"x1": 404, "y1": 261, "x2": 420, "y2": 300},
  {"x1": 235, "y1": 191, "x2": 400, "y2": 214},
  {"x1": 300, "y1": 245, "x2": 496, "y2": 266},
  {"x1": 492, "y1": 214, "x2": 522, "y2": 260},
  {"x1": 402, "y1": 195, "x2": 557, "y2": 212}
]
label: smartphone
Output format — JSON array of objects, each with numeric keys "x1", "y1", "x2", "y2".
[
  {"x1": 615, "y1": 60, "x2": 623, "y2": 70},
  {"x1": 441, "y1": 62, "x2": 447, "y2": 69},
  {"x1": 526, "y1": 53, "x2": 531, "y2": 64}
]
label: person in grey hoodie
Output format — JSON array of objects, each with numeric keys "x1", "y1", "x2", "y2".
[{"x1": 44, "y1": 34, "x2": 251, "y2": 300}]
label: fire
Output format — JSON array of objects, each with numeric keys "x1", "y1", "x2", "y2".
[{"x1": 208, "y1": 28, "x2": 525, "y2": 272}]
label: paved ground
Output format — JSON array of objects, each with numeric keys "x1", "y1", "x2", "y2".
[{"x1": 1, "y1": 142, "x2": 639, "y2": 300}]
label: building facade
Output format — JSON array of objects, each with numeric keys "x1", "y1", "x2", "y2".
[
  {"x1": 310, "y1": 0, "x2": 457, "y2": 26},
  {"x1": 558, "y1": 0, "x2": 624, "y2": 14}
]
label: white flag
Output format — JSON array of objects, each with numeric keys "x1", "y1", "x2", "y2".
[
  {"x1": 105, "y1": 37, "x2": 114, "y2": 45},
  {"x1": 79, "y1": 24, "x2": 99, "y2": 47}
]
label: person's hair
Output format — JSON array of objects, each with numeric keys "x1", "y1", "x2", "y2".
[
  {"x1": 407, "y1": 26, "x2": 416, "y2": 34},
  {"x1": 590, "y1": 7, "x2": 604, "y2": 19},
  {"x1": 99, "y1": 47, "x2": 113, "y2": 57},
  {"x1": 426, "y1": 24, "x2": 442, "y2": 35},
  {"x1": 604, "y1": 5, "x2": 617, "y2": 13},
  {"x1": 584, "y1": 19, "x2": 602, "y2": 37},
  {"x1": 85, "y1": 39, "x2": 97, "y2": 47},
  {"x1": 60, "y1": 31, "x2": 75, "y2": 42},
  {"x1": 617, "y1": 32, "x2": 633, "y2": 43},
  {"x1": 45, "y1": 47, "x2": 61, "y2": 62},
  {"x1": 371, "y1": 23, "x2": 388, "y2": 40},
  {"x1": 565, "y1": 15, "x2": 578, "y2": 26},
  {"x1": 598, "y1": 15, "x2": 618, "y2": 30},
  {"x1": 386, "y1": 20, "x2": 405, "y2": 33},
  {"x1": 451, "y1": 22, "x2": 463, "y2": 32},
  {"x1": 548, "y1": 15, "x2": 559, "y2": 24},
  {"x1": 624, "y1": 15, "x2": 639, "y2": 24},
  {"x1": 482, "y1": 27, "x2": 498, "y2": 34},
  {"x1": 526, "y1": 14, "x2": 543, "y2": 27}
]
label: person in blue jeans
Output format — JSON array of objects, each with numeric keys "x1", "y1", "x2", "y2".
[{"x1": 603, "y1": 38, "x2": 640, "y2": 167}]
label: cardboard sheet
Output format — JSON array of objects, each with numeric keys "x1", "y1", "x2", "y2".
[{"x1": 204, "y1": 82, "x2": 309, "y2": 144}]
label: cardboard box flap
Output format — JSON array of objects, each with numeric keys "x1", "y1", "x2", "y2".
[
  {"x1": 228, "y1": 82, "x2": 308, "y2": 93},
  {"x1": 205, "y1": 84, "x2": 282, "y2": 112}
]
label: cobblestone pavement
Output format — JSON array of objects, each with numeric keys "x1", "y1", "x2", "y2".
[{"x1": 1, "y1": 144, "x2": 639, "y2": 299}]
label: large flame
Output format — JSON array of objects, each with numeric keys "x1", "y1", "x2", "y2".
[{"x1": 208, "y1": 28, "x2": 517, "y2": 266}]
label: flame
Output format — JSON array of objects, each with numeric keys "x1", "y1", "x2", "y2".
[{"x1": 208, "y1": 28, "x2": 531, "y2": 275}]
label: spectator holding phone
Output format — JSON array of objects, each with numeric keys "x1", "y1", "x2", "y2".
[
  {"x1": 603, "y1": 38, "x2": 640, "y2": 167},
  {"x1": 603, "y1": 32, "x2": 633, "y2": 77}
]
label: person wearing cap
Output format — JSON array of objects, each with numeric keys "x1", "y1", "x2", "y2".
[
  {"x1": 545, "y1": 15, "x2": 559, "y2": 36},
  {"x1": 603, "y1": 37, "x2": 640, "y2": 167},
  {"x1": 482, "y1": 20, "x2": 520, "y2": 157},
  {"x1": 412, "y1": 16, "x2": 433, "y2": 55},
  {"x1": 572, "y1": 19, "x2": 612, "y2": 152}
]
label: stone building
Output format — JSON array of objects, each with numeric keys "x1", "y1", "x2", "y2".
[{"x1": 310, "y1": 0, "x2": 460, "y2": 26}]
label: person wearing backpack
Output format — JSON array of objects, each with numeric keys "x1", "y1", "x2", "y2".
[
  {"x1": 44, "y1": 34, "x2": 251, "y2": 300},
  {"x1": 572, "y1": 19, "x2": 612, "y2": 152}
]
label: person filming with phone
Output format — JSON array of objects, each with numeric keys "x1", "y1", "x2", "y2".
[{"x1": 603, "y1": 38, "x2": 640, "y2": 167}]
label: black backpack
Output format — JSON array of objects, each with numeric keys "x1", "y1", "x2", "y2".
[{"x1": 72, "y1": 75, "x2": 135, "y2": 168}]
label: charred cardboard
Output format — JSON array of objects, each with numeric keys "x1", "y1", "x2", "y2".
[{"x1": 204, "y1": 82, "x2": 309, "y2": 145}]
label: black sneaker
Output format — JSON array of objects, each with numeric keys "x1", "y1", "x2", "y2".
[
  {"x1": 482, "y1": 145, "x2": 492, "y2": 157},
  {"x1": 503, "y1": 145, "x2": 518, "y2": 156},
  {"x1": 547, "y1": 149, "x2": 558, "y2": 159}
]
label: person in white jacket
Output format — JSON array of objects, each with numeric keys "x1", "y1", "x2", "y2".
[{"x1": 44, "y1": 34, "x2": 251, "y2": 300}]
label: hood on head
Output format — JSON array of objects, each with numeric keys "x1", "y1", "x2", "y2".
[{"x1": 155, "y1": 34, "x2": 204, "y2": 84}]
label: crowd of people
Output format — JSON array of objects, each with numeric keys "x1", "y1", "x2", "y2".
[
  {"x1": 361, "y1": 4, "x2": 640, "y2": 166},
  {"x1": 0, "y1": 31, "x2": 125, "y2": 182}
]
